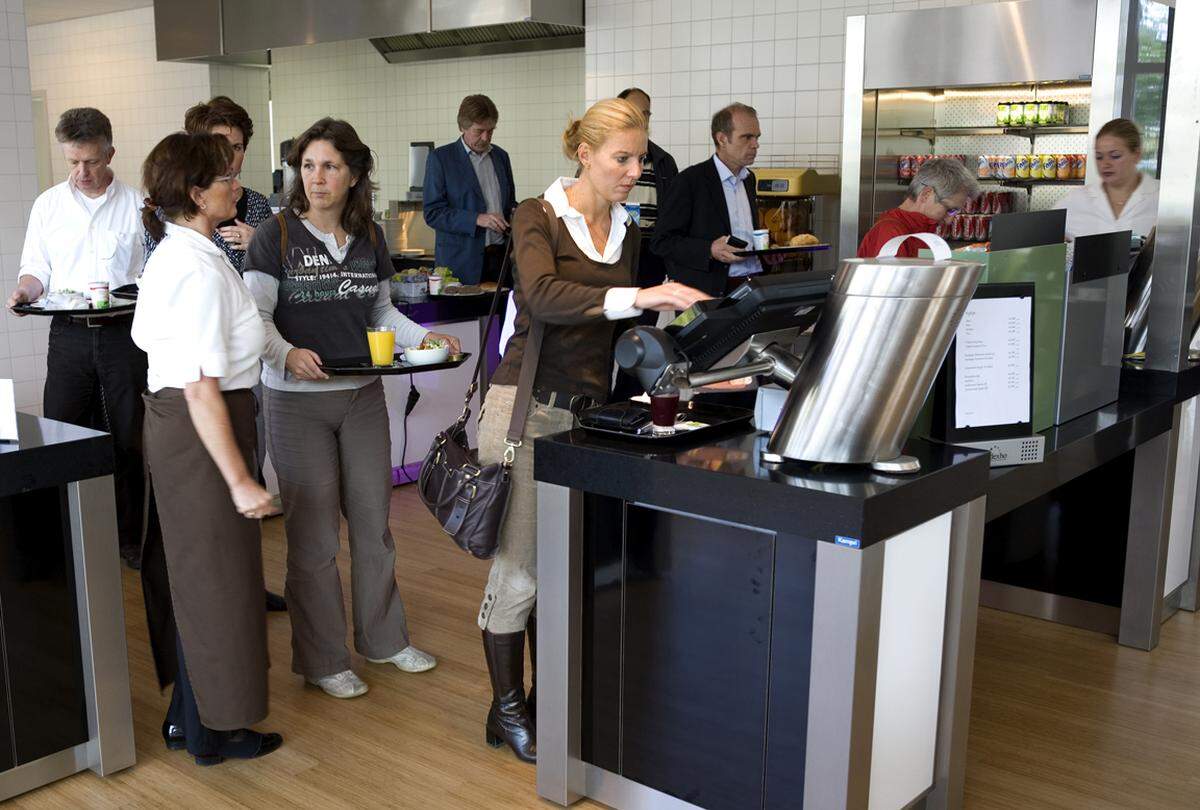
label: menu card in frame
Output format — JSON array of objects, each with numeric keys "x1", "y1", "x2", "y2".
[{"x1": 928, "y1": 282, "x2": 1036, "y2": 444}]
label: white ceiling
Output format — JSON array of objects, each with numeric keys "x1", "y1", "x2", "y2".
[{"x1": 25, "y1": 0, "x2": 154, "y2": 27}]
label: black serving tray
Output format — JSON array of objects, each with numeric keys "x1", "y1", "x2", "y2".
[
  {"x1": 319, "y1": 352, "x2": 471, "y2": 376},
  {"x1": 11, "y1": 298, "x2": 136, "y2": 317},
  {"x1": 429, "y1": 288, "x2": 488, "y2": 297},
  {"x1": 577, "y1": 399, "x2": 754, "y2": 442},
  {"x1": 733, "y1": 243, "x2": 830, "y2": 258}
]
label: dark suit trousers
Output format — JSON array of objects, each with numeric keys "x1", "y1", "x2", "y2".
[
  {"x1": 166, "y1": 631, "x2": 222, "y2": 755},
  {"x1": 44, "y1": 315, "x2": 150, "y2": 557},
  {"x1": 481, "y1": 243, "x2": 507, "y2": 284}
]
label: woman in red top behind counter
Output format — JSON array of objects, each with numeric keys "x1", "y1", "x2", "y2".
[{"x1": 857, "y1": 157, "x2": 979, "y2": 257}]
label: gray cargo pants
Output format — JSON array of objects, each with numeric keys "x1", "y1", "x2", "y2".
[{"x1": 265, "y1": 379, "x2": 412, "y2": 678}]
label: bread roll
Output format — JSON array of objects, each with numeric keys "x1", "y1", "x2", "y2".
[{"x1": 789, "y1": 233, "x2": 820, "y2": 247}]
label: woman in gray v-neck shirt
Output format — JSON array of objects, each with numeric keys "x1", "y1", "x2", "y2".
[{"x1": 244, "y1": 118, "x2": 459, "y2": 700}]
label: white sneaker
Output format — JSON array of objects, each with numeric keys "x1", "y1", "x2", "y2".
[
  {"x1": 307, "y1": 670, "x2": 369, "y2": 699},
  {"x1": 367, "y1": 645, "x2": 437, "y2": 673}
]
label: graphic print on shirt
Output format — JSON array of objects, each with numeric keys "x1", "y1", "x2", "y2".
[{"x1": 280, "y1": 246, "x2": 380, "y2": 306}]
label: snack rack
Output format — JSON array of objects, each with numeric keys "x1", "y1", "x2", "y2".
[{"x1": 839, "y1": 0, "x2": 1120, "y2": 254}]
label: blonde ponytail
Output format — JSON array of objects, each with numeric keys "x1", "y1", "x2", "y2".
[{"x1": 562, "y1": 98, "x2": 648, "y2": 162}]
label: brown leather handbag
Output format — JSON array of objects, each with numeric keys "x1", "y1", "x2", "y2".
[{"x1": 418, "y1": 203, "x2": 556, "y2": 559}]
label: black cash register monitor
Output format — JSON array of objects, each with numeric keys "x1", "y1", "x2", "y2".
[
  {"x1": 666, "y1": 273, "x2": 832, "y2": 371},
  {"x1": 988, "y1": 209, "x2": 1066, "y2": 252},
  {"x1": 1072, "y1": 229, "x2": 1132, "y2": 282}
]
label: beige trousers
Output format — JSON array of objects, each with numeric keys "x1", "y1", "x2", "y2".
[{"x1": 476, "y1": 384, "x2": 576, "y2": 633}]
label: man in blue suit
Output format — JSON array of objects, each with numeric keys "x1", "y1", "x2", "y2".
[{"x1": 423, "y1": 94, "x2": 517, "y2": 285}]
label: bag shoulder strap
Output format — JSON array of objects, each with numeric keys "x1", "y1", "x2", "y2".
[
  {"x1": 451, "y1": 199, "x2": 560, "y2": 457},
  {"x1": 276, "y1": 211, "x2": 288, "y2": 264},
  {"x1": 503, "y1": 199, "x2": 559, "y2": 449}
]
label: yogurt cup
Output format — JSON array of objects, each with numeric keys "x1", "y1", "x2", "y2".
[
  {"x1": 751, "y1": 229, "x2": 770, "y2": 251},
  {"x1": 88, "y1": 282, "x2": 110, "y2": 310}
]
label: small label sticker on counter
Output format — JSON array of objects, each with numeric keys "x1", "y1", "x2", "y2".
[{"x1": 834, "y1": 535, "x2": 861, "y2": 549}]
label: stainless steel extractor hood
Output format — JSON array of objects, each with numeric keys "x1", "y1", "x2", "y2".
[
  {"x1": 154, "y1": 0, "x2": 583, "y2": 65},
  {"x1": 371, "y1": 0, "x2": 583, "y2": 64}
]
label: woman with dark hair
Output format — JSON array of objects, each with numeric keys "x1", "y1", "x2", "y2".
[
  {"x1": 244, "y1": 118, "x2": 456, "y2": 699},
  {"x1": 144, "y1": 96, "x2": 272, "y2": 269},
  {"x1": 144, "y1": 95, "x2": 287, "y2": 609},
  {"x1": 132, "y1": 132, "x2": 281, "y2": 765}
]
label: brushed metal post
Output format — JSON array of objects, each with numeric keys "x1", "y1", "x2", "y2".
[
  {"x1": 536, "y1": 482, "x2": 585, "y2": 806},
  {"x1": 839, "y1": 15, "x2": 867, "y2": 261},
  {"x1": 925, "y1": 497, "x2": 986, "y2": 810},
  {"x1": 1119, "y1": 404, "x2": 1180, "y2": 649},
  {"x1": 1144, "y1": 0, "x2": 1200, "y2": 371},
  {"x1": 1089, "y1": 0, "x2": 1133, "y2": 132},
  {"x1": 803, "y1": 541, "x2": 885, "y2": 809},
  {"x1": 67, "y1": 476, "x2": 135, "y2": 777},
  {"x1": 1181, "y1": 409, "x2": 1200, "y2": 611}
]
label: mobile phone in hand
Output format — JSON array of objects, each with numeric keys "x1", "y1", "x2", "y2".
[{"x1": 726, "y1": 236, "x2": 749, "y2": 249}]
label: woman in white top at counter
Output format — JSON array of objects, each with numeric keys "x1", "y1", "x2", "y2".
[
  {"x1": 243, "y1": 118, "x2": 457, "y2": 700},
  {"x1": 1058, "y1": 117, "x2": 1159, "y2": 240},
  {"x1": 132, "y1": 132, "x2": 280, "y2": 765}
]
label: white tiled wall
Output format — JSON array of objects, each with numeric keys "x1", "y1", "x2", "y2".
[
  {"x1": 270, "y1": 40, "x2": 586, "y2": 201},
  {"x1": 26, "y1": 7, "x2": 211, "y2": 191},
  {"x1": 585, "y1": 0, "x2": 1005, "y2": 170},
  {"x1": 209, "y1": 63, "x2": 273, "y2": 194},
  {"x1": 1, "y1": 0, "x2": 46, "y2": 414}
]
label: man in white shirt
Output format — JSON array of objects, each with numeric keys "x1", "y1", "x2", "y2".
[
  {"x1": 652, "y1": 102, "x2": 765, "y2": 297},
  {"x1": 7, "y1": 108, "x2": 149, "y2": 569}
]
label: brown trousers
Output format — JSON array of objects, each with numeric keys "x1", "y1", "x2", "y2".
[
  {"x1": 142, "y1": 387, "x2": 269, "y2": 731},
  {"x1": 264, "y1": 379, "x2": 411, "y2": 679}
]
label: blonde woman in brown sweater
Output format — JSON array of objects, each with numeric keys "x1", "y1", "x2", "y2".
[{"x1": 477, "y1": 98, "x2": 709, "y2": 763}]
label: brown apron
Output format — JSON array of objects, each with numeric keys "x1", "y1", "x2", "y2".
[{"x1": 142, "y1": 387, "x2": 269, "y2": 731}]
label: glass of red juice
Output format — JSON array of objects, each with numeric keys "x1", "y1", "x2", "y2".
[{"x1": 650, "y1": 391, "x2": 679, "y2": 435}]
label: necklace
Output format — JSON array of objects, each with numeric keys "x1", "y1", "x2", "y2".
[{"x1": 1105, "y1": 175, "x2": 1140, "y2": 213}]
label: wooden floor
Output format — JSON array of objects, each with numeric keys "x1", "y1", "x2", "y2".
[{"x1": 12, "y1": 484, "x2": 1200, "y2": 809}]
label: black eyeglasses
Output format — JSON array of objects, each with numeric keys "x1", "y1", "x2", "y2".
[{"x1": 934, "y1": 192, "x2": 960, "y2": 218}]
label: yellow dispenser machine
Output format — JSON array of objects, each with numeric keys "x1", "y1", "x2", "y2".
[{"x1": 753, "y1": 167, "x2": 840, "y2": 273}]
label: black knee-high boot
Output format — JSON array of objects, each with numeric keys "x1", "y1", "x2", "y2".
[{"x1": 482, "y1": 629, "x2": 536, "y2": 763}]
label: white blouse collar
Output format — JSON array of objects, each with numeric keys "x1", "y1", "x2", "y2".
[
  {"x1": 1085, "y1": 173, "x2": 1158, "y2": 204},
  {"x1": 543, "y1": 177, "x2": 631, "y2": 227},
  {"x1": 164, "y1": 221, "x2": 227, "y2": 258},
  {"x1": 541, "y1": 177, "x2": 631, "y2": 265}
]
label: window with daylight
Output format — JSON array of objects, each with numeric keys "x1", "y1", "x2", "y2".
[{"x1": 1124, "y1": 0, "x2": 1172, "y2": 176}]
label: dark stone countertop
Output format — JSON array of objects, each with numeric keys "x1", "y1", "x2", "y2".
[
  {"x1": 537, "y1": 360, "x2": 1200, "y2": 542},
  {"x1": 1, "y1": 413, "x2": 112, "y2": 497},
  {"x1": 535, "y1": 428, "x2": 989, "y2": 549},
  {"x1": 985, "y1": 362, "x2": 1200, "y2": 520}
]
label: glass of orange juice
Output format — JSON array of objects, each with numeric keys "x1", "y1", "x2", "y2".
[{"x1": 366, "y1": 326, "x2": 396, "y2": 366}]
